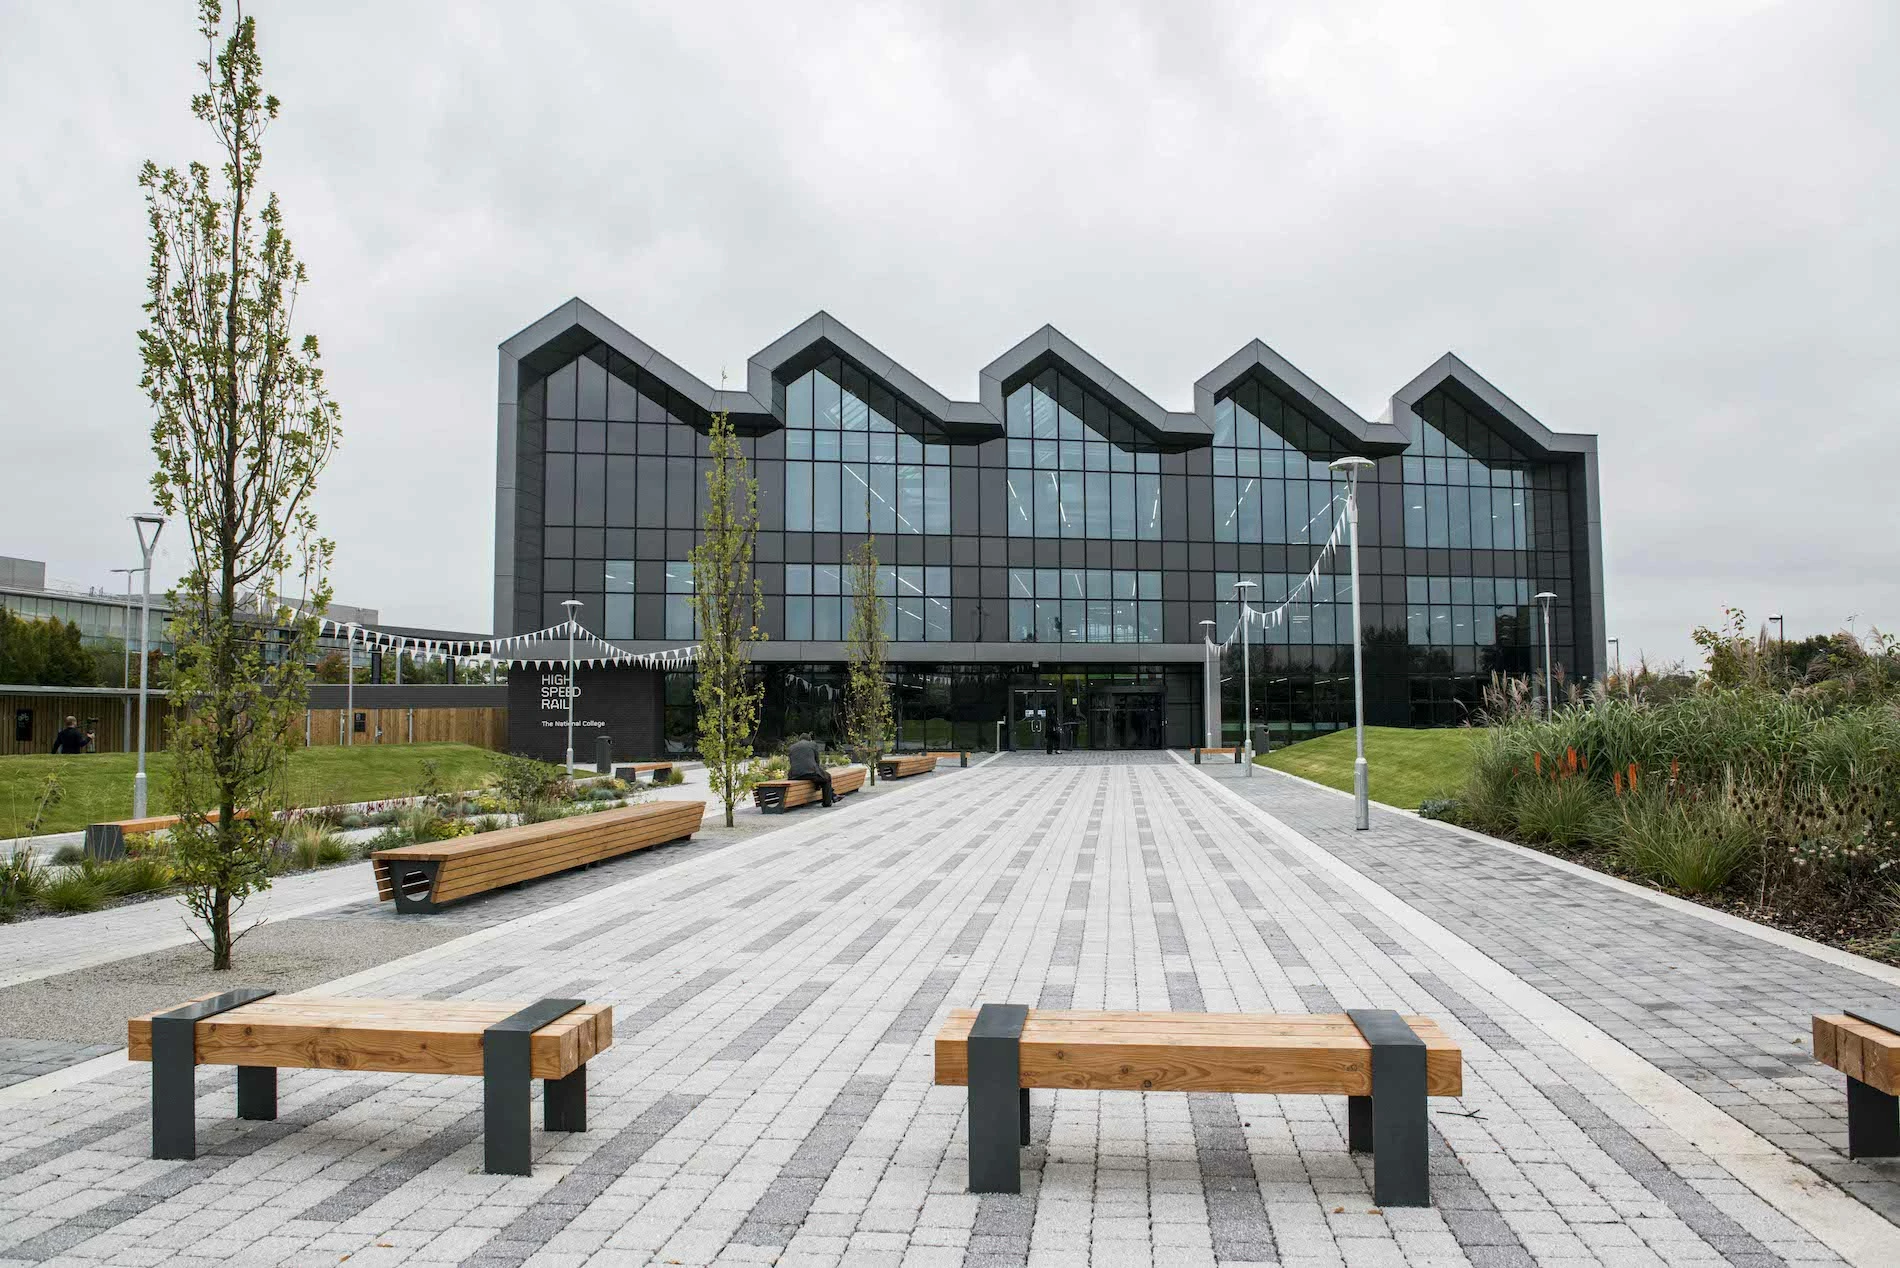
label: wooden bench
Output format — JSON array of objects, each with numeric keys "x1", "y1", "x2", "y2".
[
  {"x1": 877, "y1": 754, "x2": 938, "y2": 780},
  {"x1": 1192, "y1": 746, "x2": 1243, "y2": 765},
  {"x1": 84, "y1": 808, "x2": 249, "y2": 861},
  {"x1": 936, "y1": 1006, "x2": 1462, "y2": 1206},
  {"x1": 372, "y1": 799, "x2": 704, "y2": 913},
  {"x1": 129, "y1": 990, "x2": 611, "y2": 1175},
  {"x1": 611, "y1": 760, "x2": 676, "y2": 785},
  {"x1": 924, "y1": 750, "x2": 971, "y2": 768},
  {"x1": 752, "y1": 764, "x2": 867, "y2": 814},
  {"x1": 1815, "y1": 1009, "x2": 1900, "y2": 1157}
]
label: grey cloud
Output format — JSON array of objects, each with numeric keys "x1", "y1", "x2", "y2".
[{"x1": 1, "y1": 0, "x2": 1894, "y2": 665}]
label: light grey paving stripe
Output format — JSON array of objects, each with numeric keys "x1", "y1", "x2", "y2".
[
  {"x1": 1133, "y1": 777, "x2": 1279, "y2": 1267},
  {"x1": 3, "y1": 1079, "x2": 381, "y2": 1262},
  {"x1": 1543, "y1": 1084, "x2": 1790, "y2": 1267},
  {"x1": 0, "y1": 1105, "x2": 151, "y2": 1181},
  {"x1": 462, "y1": 1093, "x2": 703, "y2": 1268},
  {"x1": 296, "y1": 1108, "x2": 485, "y2": 1222},
  {"x1": 731, "y1": 1075, "x2": 888, "y2": 1248}
]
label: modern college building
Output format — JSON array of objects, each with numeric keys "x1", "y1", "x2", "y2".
[{"x1": 496, "y1": 299, "x2": 1602, "y2": 759}]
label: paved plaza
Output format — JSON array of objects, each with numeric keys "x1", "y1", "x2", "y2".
[{"x1": 1, "y1": 752, "x2": 1898, "y2": 1266}]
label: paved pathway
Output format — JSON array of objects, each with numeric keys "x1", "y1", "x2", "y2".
[{"x1": 0, "y1": 753, "x2": 1891, "y2": 1265}]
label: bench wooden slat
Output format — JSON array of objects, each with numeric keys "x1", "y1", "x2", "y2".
[
  {"x1": 935, "y1": 1009, "x2": 1462, "y2": 1097},
  {"x1": 1814, "y1": 1014, "x2": 1900, "y2": 1095},
  {"x1": 127, "y1": 995, "x2": 613, "y2": 1081},
  {"x1": 878, "y1": 754, "x2": 938, "y2": 779}
]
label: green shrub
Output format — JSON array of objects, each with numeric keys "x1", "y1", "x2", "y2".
[
  {"x1": 1416, "y1": 797, "x2": 1459, "y2": 822},
  {"x1": 281, "y1": 819, "x2": 350, "y2": 870},
  {"x1": 122, "y1": 831, "x2": 161, "y2": 858},
  {"x1": 51, "y1": 843, "x2": 85, "y2": 866},
  {"x1": 517, "y1": 797, "x2": 571, "y2": 825},
  {"x1": 1613, "y1": 794, "x2": 1754, "y2": 894},
  {"x1": 661, "y1": 768, "x2": 685, "y2": 786},
  {"x1": 40, "y1": 871, "x2": 108, "y2": 913},
  {"x1": 471, "y1": 815, "x2": 505, "y2": 834},
  {"x1": 1514, "y1": 777, "x2": 1607, "y2": 850},
  {"x1": 85, "y1": 856, "x2": 174, "y2": 897},
  {"x1": 494, "y1": 753, "x2": 568, "y2": 810},
  {"x1": 1, "y1": 848, "x2": 47, "y2": 921}
]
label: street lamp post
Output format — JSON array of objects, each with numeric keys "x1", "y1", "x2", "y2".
[
  {"x1": 343, "y1": 623, "x2": 358, "y2": 746},
  {"x1": 1198, "y1": 619, "x2": 1217, "y2": 748},
  {"x1": 1767, "y1": 614, "x2": 1784, "y2": 677},
  {"x1": 561, "y1": 599, "x2": 582, "y2": 772},
  {"x1": 110, "y1": 566, "x2": 140, "y2": 689},
  {"x1": 1607, "y1": 636, "x2": 1620, "y2": 679},
  {"x1": 1535, "y1": 591, "x2": 1557, "y2": 717},
  {"x1": 1330, "y1": 455, "x2": 1374, "y2": 829},
  {"x1": 1232, "y1": 580, "x2": 1257, "y2": 777},
  {"x1": 131, "y1": 514, "x2": 165, "y2": 818}
]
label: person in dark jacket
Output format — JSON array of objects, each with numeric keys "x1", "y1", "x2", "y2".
[
  {"x1": 51, "y1": 716, "x2": 92, "y2": 754},
  {"x1": 785, "y1": 736, "x2": 834, "y2": 807}
]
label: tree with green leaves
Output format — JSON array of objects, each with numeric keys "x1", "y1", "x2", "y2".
[
  {"x1": 690, "y1": 410, "x2": 765, "y2": 826},
  {"x1": 843, "y1": 537, "x2": 892, "y2": 782},
  {"x1": 0, "y1": 611, "x2": 97, "y2": 687},
  {"x1": 139, "y1": 0, "x2": 340, "y2": 969}
]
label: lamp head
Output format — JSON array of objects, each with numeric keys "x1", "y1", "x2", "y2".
[
  {"x1": 132, "y1": 513, "x2": 166, "y2": 556},
  {"x1": 1534, "y1": 591, "x2": 1556, "y2": 603},
  {"x1": 1328, "y1": 456, "x2": 1374, "y2": 475},
  {"x1": 1768, "y1": 613, "x2": 1782, "y2": 622},
  {"x1": 561, "y1": 598, "x2": 583, "y2": 611},
  {"x1": 1232, "y1": 580, "x2": 1258, "y2": 596}
]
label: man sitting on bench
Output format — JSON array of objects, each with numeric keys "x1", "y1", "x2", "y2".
[{"x1": 786, "y1": 736, "x2": 834, "y2": 807}]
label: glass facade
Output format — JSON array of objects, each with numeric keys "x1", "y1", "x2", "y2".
[{"x1": 510, "y1": 329, "x2": 1596, "y2": 749}]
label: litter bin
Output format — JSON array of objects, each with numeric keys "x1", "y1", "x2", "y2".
[{"x1": 595, "y1": 735, "x2": 613, "y2": 774}]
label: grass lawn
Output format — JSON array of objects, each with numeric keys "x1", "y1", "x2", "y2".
[
  {"x1": 1260, "y1": 726, "x2": 1481, "y2": 809},
  {"x1": 0, "y1": 743, "x2": 505, "y2": 837}
]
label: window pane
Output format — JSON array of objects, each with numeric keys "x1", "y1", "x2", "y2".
[
  {"x1": 1213, "y1": 477, "x2": 1236, "y2": 542},
  {"x1": 925, "y1": 466, "x2": 950, "y2": 535},
  {"x1": 814, "y1": 463, "x2": 840, "y2": 532},
  {"x1": 1137, "y1": 473, "x2": 1161, "y2": 540},
  {"x1": 785, "y1": 462, "x2": 812, "y2": 531},
  {"x1": 869, "y1": 463, "x2": 896, "y2": 535},
  {"x1": 785, "y1": 595, "x2": 812, "y2": 640},
  {"x1": 926, "y1": 597, "x2": 950, "y2": 641},
  {"x1": 604, "y1": 594, "x2": 635, "y2": 640},
  {"x1": 1007, "y1": 471, "x2": 1032, "y2": 536},
  {"x1": 897, "y1": 464, "x2": 924, "y2": 534},
  {"x1": 543, "y1": 454, "x2": 574, "y2": 526},
  {"x1": 1112, "y1": 471, "x2": 1135, "y2": 539},
  {"x1": 1035, "y1": 471, "x2": 1059, "y2": 537},
  {"x1": 1059, "y1": 470, "x2": 1084, "y2": 538}
]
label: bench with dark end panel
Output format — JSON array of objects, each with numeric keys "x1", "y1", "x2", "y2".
[
  {"x1": 924, "y1": 750, "x2": 970, "y2": 768},
  {"x1": 372, "y1": 799, "x2": 704, "y2": 913},
  {"x1": 128, "y1": 991, "x2": 613, "y2": 1175},
  {"x1": 84, "y1": 809, "x2": 249, "y2": 862},
  {"x1": 1192, "y1": 746, "x2": 1243, "y2": 765},
  {"x1": 877, "y1": 754, "x2": 938, "y2": 780},
  {"x1": 1814, "y1": 1009, "x2": 1900, "y2": 1158},
  {"x1": 752, "y1": 764, "x2": 867, "y2": 814},
  {"x1": 610, "y1": 761, "x2": 675, "y2": 785},
  {"x1": 936, "y1": 1006, "x2": 1462, "y2": 1206}
]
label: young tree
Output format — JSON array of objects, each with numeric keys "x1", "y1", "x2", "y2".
[
  {"x1": 690, "y1": 410, "x2": 765, "y2": 826},
  {"x1": 843, "y1": 537, "x2": 892, "y2": 782},
  {"x1": 139, "y1": 0, "x2": 340, "y2": 969}
]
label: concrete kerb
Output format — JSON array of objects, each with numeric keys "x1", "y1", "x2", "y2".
[
  {"x1": 0, "y1": 751, "x2": 978, "y2": 1110},
  {"x1": 1173, "y1": 750, "x2": 1900, "y2": 1268},
  {"x1": 1229, "y1": 749, "x2": 1900, "y2": 990}
]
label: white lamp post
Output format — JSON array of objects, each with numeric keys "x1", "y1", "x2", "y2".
[
  {"x1": 131, "y1": 514, "x2": 165, "y2": 817},
  {"x1": 561, "y1": 599, "x2": 582, "y2": 772},
  {"x1": 1198, "y1": 619, "x2": 1217, "y2": 749},
  {"x1": 343, "y1": 622, "x2": 358, "y2": 746},
  {"x1": 1535, "y1": 591, "x2": 1557, "y2": 717},
  {"x1": 1233, "y1": 580, "x2": 1257, "y2": 777},
  {"x1": 110, "y1": 566, "x2": 140, "y2": 689},
  {"x1": 1330, "y1": 455, "x2": 1374, "y2": 829}
]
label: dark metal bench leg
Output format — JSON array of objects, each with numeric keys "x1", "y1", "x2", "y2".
[
  {"x1": 484, "y1": 998, "x2": 587, "y2": 1176},
  {"x1": 237, "y1": 1066, "x2": 277, "y2": 1121},
  {"x1": 1347, "y1": 1095, "x2": 1373, "y2": 1153},
  {"x1": 1349, "y1": 1009, "x2": 1430, "y2": 1207},
  {"x1": 149, "y1": 987, "x2": 276, "y2": 1161},
  {"x1": 151, "y1": 1013, "x2": 197, "y2": 1161},
  {"x1": 1848, "y1": 1077, "x2": 1900, "y2": 1158},
  {"x1": 545, "y1": 1064, "x2": 588, "y2": 1133},
  {"x1": 968, "y1": 1003, "x2": 1030, "y2": 1194},
  {"x1": 390, "y1": 861, "x2": 442, "y2": 915}
]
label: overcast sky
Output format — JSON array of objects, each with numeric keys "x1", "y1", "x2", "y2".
[{"x1": 2, "y1": 0, "x2": 1894, "y2": 665}]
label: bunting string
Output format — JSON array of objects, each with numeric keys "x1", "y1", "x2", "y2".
[
  {"x1": 1209, "y1": 496, "x2": 1351, "y2": 652},
  {"x1": 295, "y1": 611, "x2": 699, "y2": 672}
]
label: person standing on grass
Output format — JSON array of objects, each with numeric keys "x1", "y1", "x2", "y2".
[{"x1": 51, "y1": 716, "x2": 93, "y2": 754}]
